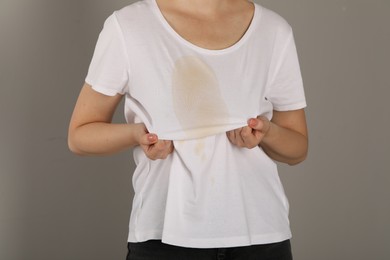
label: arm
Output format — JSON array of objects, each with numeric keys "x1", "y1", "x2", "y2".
[
  {"x1": 226, "y1": 109, "x2": 308, "y2": 165},
  {"x1": 261, "y1": 109, "x2": 308, "y2": 165},
  {"x1": 68, "y1": 83, "x2": 173, "y2": 159}
]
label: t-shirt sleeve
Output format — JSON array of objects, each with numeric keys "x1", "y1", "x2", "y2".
[
  {"x1": 265, "y1": 27, "x2": 306, "y2": 111},
  {"x1": 85, "y1": 13, "x2": 129, "y2": 96}
]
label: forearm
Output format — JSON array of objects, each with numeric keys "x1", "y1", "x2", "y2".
[
  {"x1": 68, "y1": 122, "x2": 141, "y2": 156},
  {"x1": 260, "y1": 122, "x2": 308, "y2": 165}
]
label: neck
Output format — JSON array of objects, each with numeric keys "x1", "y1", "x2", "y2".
[{"x1": 157, "y1": 0, "x2": 245, "y2": 15}]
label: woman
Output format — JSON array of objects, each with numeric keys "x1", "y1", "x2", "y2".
[{"x1": 68, "y1": 0, "x2": 308, "y2": 259}]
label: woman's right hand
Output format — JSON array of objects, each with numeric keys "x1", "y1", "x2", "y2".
[{"x1": 135, "y1": 124, "x2": 174, "y2": 160}]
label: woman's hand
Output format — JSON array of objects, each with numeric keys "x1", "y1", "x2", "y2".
[
  {"x1": 226, "y1": 116, "x2": 271, "y2": 149},
  {"x1": 68, "y1": 83, "x2": 174, "y2": 158},
  {"x1": 227, "y1": 110, "x2": 308, "y2": 165},
  {"x1": 135, "y1": 124, "x2": 174, "y2": 160}
]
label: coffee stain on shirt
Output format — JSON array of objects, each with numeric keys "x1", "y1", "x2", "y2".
[
  {"x1": 172, "y1": 56, "x2": 230, "y2": 159},
  {"x1": 172, "y1": 56, "x2": 229, "y2": 137},
  {"x1": 194, "y1": 140, "x2": 206, "y2": 161}
]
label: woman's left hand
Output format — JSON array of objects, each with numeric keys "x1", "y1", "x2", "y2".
[{"x1": 226, "y1": 116, "x2": 271, "y2": 149}]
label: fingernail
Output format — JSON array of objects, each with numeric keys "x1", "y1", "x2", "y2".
[
  {"x1": 147, "y1": 134, "x2": 157, "y2": 141},
  {"x1": 248, "y1": 119, "x2": 257, "y2": 127}
]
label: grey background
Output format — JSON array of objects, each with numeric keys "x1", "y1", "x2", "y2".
[{"x1": 0, "y1": 0, "x2": 389, "y2": 259}]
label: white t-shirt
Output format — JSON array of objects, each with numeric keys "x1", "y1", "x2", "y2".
[{"x1": 86, "y1": 0, "x2": 306, "y2": 248}]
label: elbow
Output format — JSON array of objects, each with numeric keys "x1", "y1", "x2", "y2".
[
  {"x1": 67, "y1": 132, "x2": 86, "y2": 156},
  {"x1": 68, "y1": 139, "x2": 82, "y2": 156},
  {"x1": 68, "y1": 141, "x2": 82, "y2": 156},
  {"x1": 287, "y1": 146, "x2": 308, "y2": 166},
  {"x1": 287, "y1": 154, "x2": 307, "y2": 166}
]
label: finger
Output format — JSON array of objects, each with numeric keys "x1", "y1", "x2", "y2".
[
  {"x1": 226, "y1": 131, "x2": 235, "y2": 143},
  {"x1": 258, "y1": 116, "x2": 271, "y2": 134},
  {"x1": 150, "y1": 140, "x2": 174, "y2": 159},
  {"x1": 167, "y1": 141, "x2": 174, "y2": 154},
  {"x1": 154, "y1": 140, "x2": 171, "y2": 150},
  {"x1": 229, "y1": 129, "x2": 239, "y2": 142},
  {"x1": 234, "y1": 128, "x2": 246, "y2": 147},
  {"x1": 144, "y1": 143, "x2": 162, "y2": 160},
  {"x1": 139, "y1": 133, "x2": 158, "y2": 145},
  {"x1": 248, "y1": 118, "x2": 265, "y2": 131},
  {"x1": 227, "y1": 129, "x2": 236, "y2": 140},
  {"x1": 241, "y1": 126, "x2": 261, "y2": 148},
  {"x1": 240, "y1": 126, "x2": 253, "y2": 139},
  {"x1": 159, "y1": 142, "x2": 174, "y2": 159}
]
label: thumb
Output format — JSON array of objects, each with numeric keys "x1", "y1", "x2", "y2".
[
  {"x1": 248, "y1": 118, "x2": 264, "y2": 131},
  {"x1": 248, "y1": 116, "x2": 270, "y2": 133},
  {"x1": 140, "y1": 133, "x2": 158, "y2": 145}
]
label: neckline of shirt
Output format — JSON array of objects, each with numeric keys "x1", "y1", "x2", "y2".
[{"x1": 149, "y1": 0, "x2": 261, "y2": 55}]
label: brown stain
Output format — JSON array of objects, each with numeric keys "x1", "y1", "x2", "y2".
[
  {"x1": 172, "y1": 56, "x2": 229, "y2": 138},
  {"x1": 194, "y1": 139, "x2": 206, "y2": 162},
  {"x1": 194, "y1": 140, "x2": 205, "y2": 156}
]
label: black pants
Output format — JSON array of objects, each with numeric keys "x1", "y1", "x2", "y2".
[{"x1": 126, "y1": 239, "x2": 293, "y2": 260}]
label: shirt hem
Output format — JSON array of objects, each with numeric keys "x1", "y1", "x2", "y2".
[
  {"x1": 273, "y1": 101, "x2": 307, "y2": 111},
  {"x1": 128, "y1": 230, "x2": 292, "y2": 248},
  {"x1": 85, "y1": 78, "x2": 125, "y2": 96}
]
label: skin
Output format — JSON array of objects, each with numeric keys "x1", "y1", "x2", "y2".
[
  {"x1": 68, "y1": 0, "x2": 308, "y2": 165},
  {"x1": 68, "y1": 84, "x2": 173, "y2": 160},
  {"x1": 156, "y1": 0, "x2": 255, "y2": 50},
  {"x1": 226, "y1": 112, "x2": 308, "y2": 165}
]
